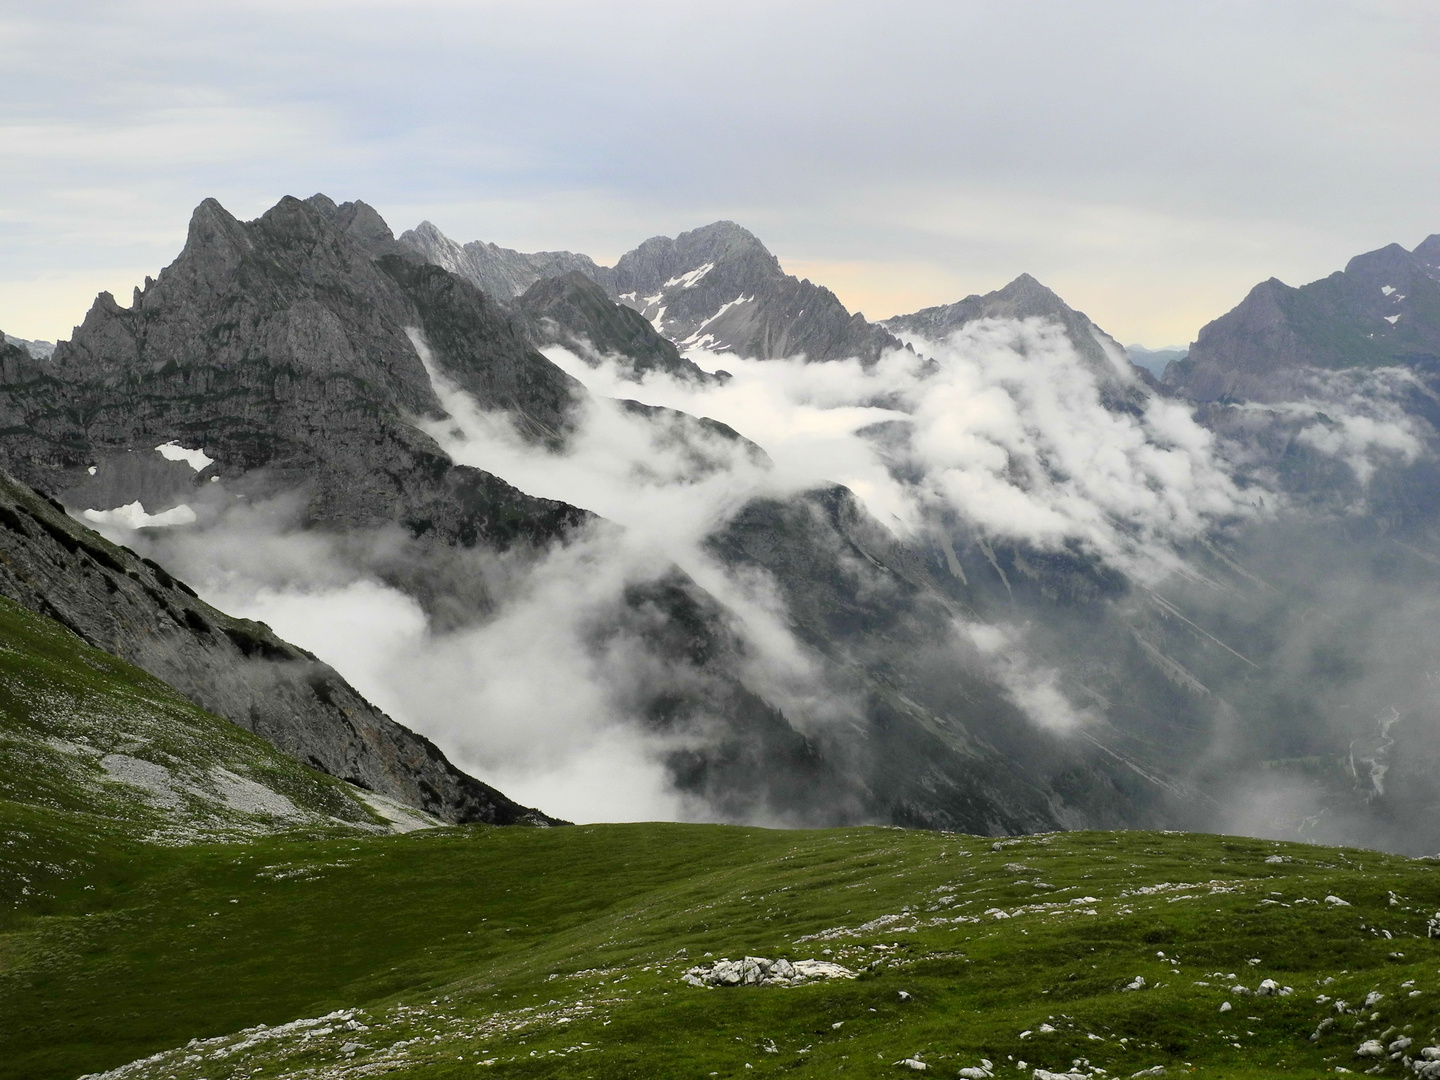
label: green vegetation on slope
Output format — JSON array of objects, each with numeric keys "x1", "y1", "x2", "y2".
[
  {"x1": 0, "y1": 591, "x2": 385, "y2": 856},
  {"x1": 3, "y1": 820, "x2": 1439, "y2": 1080},
  {"x1": 4, "y1": 592, "x2": 1440, "y2": 1079}
]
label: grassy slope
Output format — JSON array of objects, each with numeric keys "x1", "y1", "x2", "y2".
[
  {"x1": 3, "y1": 595, "x2": 1440, "y2": 1079},
  {"x1": 2, "y1": 821, "x2": 1438, "y2": 1080}
]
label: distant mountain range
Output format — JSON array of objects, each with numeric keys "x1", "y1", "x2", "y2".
[
  {"x1": 4, "y1": 197, "x2": 1440, "y2": 852},
  {"x1": 3, "y1": 332, "x2": 54, "y2": 359},
  {"x1": 403, "y1": 218, "x2": 900, "y2": 364},
  {"x1": 1124, "y1": 344, "x2": 1187, "y2": 378}
]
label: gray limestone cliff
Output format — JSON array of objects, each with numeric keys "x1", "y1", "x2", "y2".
[{"x1": 0, "y1": 195, "x2": 591, "y2": 578}]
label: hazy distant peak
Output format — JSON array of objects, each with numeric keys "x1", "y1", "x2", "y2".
[
  {"x1": 1411, "y1": 233, "x2": 1440, "y2": 275},
  {"x1": 884, "y1": 273, "x2": 1141, "y2": 394},
  {"x1": 887, "y1": 272, "x2": 1078, "y2": 333},
  {"x1": 398, "y1": 221, "x2": 607, "y2": 300},
  {"x1": 610, "y1": 220, "x2": 783, "y2": 296},
  {"x1": 1169, "y1": 229, "x2": 1440, "y2": 401},
  {"x1": 1342, "y1": 241, "x2": 1419, "y2": 279},
  {"x1": 3, "y1": 332, "x2": 56, "y2": 360}
]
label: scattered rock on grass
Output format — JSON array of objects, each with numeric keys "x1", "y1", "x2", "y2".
[{"x1": 681, "y1": 956, "x2": 856, "y2": 988}]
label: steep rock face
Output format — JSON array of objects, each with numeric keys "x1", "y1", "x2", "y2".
[
  {"x1": 885, "y1": 274, "x2": 1151, "y2": 402},
  {"x1": 0, "y1": 469, "x2": 555, "y2": 825},
  {"x1": 0, "y1": 195, "x2": 866, "y2": 827},
  {"x1": 607, "y1": 222, "x2": 902, "y2": 364},
  {"x1": 399, "y1": 221, "x2": 610, "y2": 300},
  {"x1": 1166, "y1": 237, "x2": 1440, "y2": 403},
  {"x1": 379, "y1": 256, "x2": 585, "y2": 447},
  {"x1": 0, "y1": 195, "x2": 590, "y2": 555},
  {"x1": 707, "y1": 485, "x2": 1184, "y2": 833},
  {"x1": 513, "y1": 271, "x2": 715, "y2": 382}
]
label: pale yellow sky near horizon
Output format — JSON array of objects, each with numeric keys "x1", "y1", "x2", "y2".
[
  {"x1": 4, "y1": 4, "x2": 1437, "y2": 356},
  {"x1": 0, "y1": 251, "x2": 1280, "y2": 353}
]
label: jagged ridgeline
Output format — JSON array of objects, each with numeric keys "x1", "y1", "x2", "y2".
[
  {"x1": 403, "y1": 216, "x2": 901, "y2": 363},
  {"x1": 0, "y1": 193, "x2": 1196, "y2": 834},
  {"x1": 10, "y1": 190, "x2": 1440, "y2": 848}
]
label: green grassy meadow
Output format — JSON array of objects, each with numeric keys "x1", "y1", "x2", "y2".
[
  {"x1": 2, "y1": 597, "x2": 1439, "y2": 1079},
  {"x1": 5, "y1": 820, "x2": 1440, "y2": 1079}
]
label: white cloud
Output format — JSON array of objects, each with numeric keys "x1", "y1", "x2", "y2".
[
  {"x1": 1232, "y1": 367, "x2": 1428, "y2": 486},
  {"x1": 83, "y1": 313, "x2": 1268, "y2": 820}
]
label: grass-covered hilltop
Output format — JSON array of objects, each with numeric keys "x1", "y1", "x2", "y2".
[{"x1": 1, "y1": 589, "x2": 1438, "y2": 1080}]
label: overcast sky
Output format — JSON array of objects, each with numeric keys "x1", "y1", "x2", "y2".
[{"x1": 2, "y1": 0, "x2": 1437, "y2": 346}]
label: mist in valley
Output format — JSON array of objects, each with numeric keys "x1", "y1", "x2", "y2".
[{"x1": 71, "y1": 303, "x2": 1440, "y2": 852}]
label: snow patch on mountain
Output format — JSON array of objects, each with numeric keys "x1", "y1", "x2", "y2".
[
  {"x1": 84, "y1": 502, "x2": 197, "y2": 529},
  {"x1": 154, "y1": 441, "x2": 214, "y2": 472}
]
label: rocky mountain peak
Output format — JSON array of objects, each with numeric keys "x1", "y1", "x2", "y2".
[
  {"x1": 305, "y1": 194, "x2": 413, "y2": 259},
  {"x1": 1167, "y1": 232, "x2": 1440, "y2": 402},
  {"x1": 610, "y1": 220, "x2": 781, "y2": 296},
  {"x1": 1414, "y1": 233, "x2": 1440, "y2": 274},
  {"x1": 400, "y1": 220, "x2": 475, "y2": 277},
  {"x1": 513, "y1": 270, "x2": 714, "y2": 382},
  {"x1": 396, "y1": 219, "x2": 900, "y2": 364},
  {"x1": 884, "y1": 273, "x2": 1140, "y2": 393},
  {"x1": 397, "y1": 222, "x2": 608, "y2": 301},
  {"x1": 1340, "y1": 240, "x2": 1418, "y2": 277}
]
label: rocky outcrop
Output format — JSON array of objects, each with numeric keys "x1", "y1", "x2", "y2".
[
  {"x1": 681, "y1": 956, "x2": 856, "y2": 987},
  {"x1": 513, "y1": 271, "x2": 716, "y2": 382},
  {"x1": 0, "y1": 468, "x2": 556, "y2": 825}
]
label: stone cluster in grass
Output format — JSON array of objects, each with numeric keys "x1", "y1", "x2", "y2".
[
  {"x1": 1409, "y1": 1043, "x2": 1440, "y2": 1078},
  {"x1": 681, "y1": 955, "x2": 857, "y2": 987}
]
